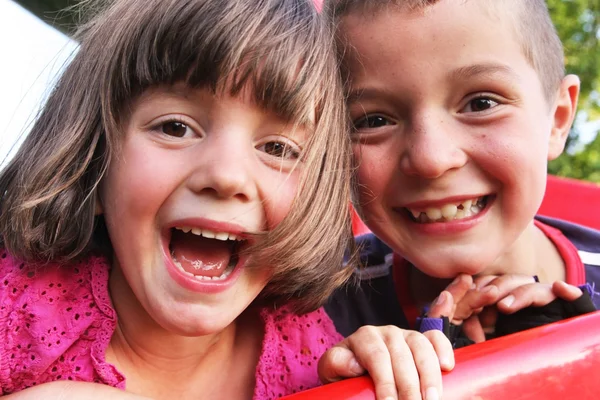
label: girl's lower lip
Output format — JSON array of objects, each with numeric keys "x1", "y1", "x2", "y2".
[
  {"x1": 398, "y1": 196, "x2": 494, "y2": 236},
  {"x1": 161, "y1": 246, "x2": 245, "y2": 294}
]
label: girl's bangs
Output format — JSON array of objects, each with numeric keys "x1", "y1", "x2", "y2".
[{"x1": 103, "y1": 0, "x2": 326, "y2": 126}]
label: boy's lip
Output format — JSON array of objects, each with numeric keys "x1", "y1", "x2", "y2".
[
  {"x1": 398, "y1": 193, "x2": 490, "y2": 211},
  {"x1": 395, "y1": 195, "x2": 495, "y2": 235}
]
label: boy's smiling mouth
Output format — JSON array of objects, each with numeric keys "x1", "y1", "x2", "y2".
[
  {"x1": 168, "y1": 227, "x2": 247, "y2": 281},
  {"x1": 405, "y1": 195, "x2": 491, "y2": 223}
]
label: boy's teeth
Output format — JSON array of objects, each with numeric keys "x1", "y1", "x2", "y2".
[
  {"x1": 441, "y1": 204, "x2": 458, "y2": 219},
  {"x1": 407, "y1": 196, "x2": 486, "y2": 223},
  {"x1": 409, "y1": 209, "x2": 421, "y2": 219},
  {"x1": 425, "y1": 208, "x2": 442, "y2": 220},
  {"x1": 173, "y1": 227, "x2": 241, "y2": 241}
]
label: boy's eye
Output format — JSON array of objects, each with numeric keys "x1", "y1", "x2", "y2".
[
  {"x1": 259, "y1": 141, "x2": 300, "y2": 160},
  {"x1": 161, "y1": 121, "x2": 190, "y2": 137},
  {"x1": 462, "y1": 97, "x2": 499, "y2": 113},
  {"x1": 353, "y1": 115, "x2": 393, "y2": 130}
]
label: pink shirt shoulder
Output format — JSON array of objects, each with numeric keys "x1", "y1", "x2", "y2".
[
  {"x1": 0, "y1": 250, "x2": 122, "y2": 394},
  {"x1": 0, "y1": 250, "x2": 342, "y2": 398}
]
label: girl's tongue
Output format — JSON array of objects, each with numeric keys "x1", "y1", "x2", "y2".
[{"x1": 170, "y1": 229, "x2": 235, "y2": 278}]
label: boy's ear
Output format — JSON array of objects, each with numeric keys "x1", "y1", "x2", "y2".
[{"x1": 548, "y1": 74, "x2": 580, "y2": 160}]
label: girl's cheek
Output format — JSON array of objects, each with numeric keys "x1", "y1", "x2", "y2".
[{"x1": 264, "y1": 174, "x2": 300, "y2": 229}]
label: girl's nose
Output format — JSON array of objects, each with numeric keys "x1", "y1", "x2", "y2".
[
  {"x1": 399, "y1": 114, "x2": 467, "y2": 179},
  {"x1": 187, "y1": 134, "x2": 257, "y2": 202}
]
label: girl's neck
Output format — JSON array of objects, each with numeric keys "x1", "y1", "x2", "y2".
[
  {"x1": 106, "y1": 266, "x2": 264, "y2": 400},
  {"x1": 410, "y1": 221, "x2": 567, "y2": 304}
]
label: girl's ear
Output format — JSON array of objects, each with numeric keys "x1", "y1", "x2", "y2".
[{"x1": 548, "y1": 74, "x2": 580, "y2": 161}]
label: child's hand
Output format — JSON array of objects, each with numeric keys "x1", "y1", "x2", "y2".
[
  {"x1": 492, "y1": 278, "x2": 583, "y2": 312},
  {"x1": 318, "y1": 325, "x2": 454, "y2": 400},
  {"x1": 427, "y1": 274, "x2": 500, "y2": 343},
  {"x1": 429, "y1": 275, "x2": 586, "y2": 344}
]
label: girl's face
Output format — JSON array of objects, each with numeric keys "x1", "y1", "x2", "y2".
[{"x1": 100, "y1": 84, "x2": 307, "y2": 335}]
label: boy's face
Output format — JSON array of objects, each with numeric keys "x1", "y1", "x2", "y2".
[{"x1": 342, "y1": 0, "x2": 577, "y2": 277}]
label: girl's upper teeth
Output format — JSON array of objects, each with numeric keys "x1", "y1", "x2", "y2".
[
  {"x1": 407, "y1": 197, "x2": 485, "y2": 222},
  {"x1": 174, "y1": 226, "x2": 240, "y2": 241}
]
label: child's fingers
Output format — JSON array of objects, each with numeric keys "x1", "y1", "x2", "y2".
[
  {"x1": 480, "y1": 274, "x2": 539, "y2": 299},
  {"x1": 427, "y1": 274, "x2": 473, "y2": 320},
  {"x1": 317, "y1": 344, "x2": 365, "y2": 383},
  {"x1": 400, "y1": 329, "x2": 444, "y2": 400},
  {"x1": 462, "y1": 315, "x2": 486, "y2": 343},
  {"x1": 551, "y1": 280, "x2": 583, "y2": 301},
  {"x1": 472, "y1": 274, "x2": 499, "y2": 289},
  {"x1": 496, "y1": 283, "x2": 555, "y2": 313},
  {"x1": 326, "y1": 325, "x2": 406, "y2": 400},
  {"x1": 443, "y1": 274, "x2": 473, "y2": 302},
  {"x1": 478, "y1": 306, "x2": 499, "y2": 333},
  {"x1": 422, "y1": 329, "x2": 455, "y2": 371},
  {"x1": 452, "y1": 285, "x2": 498, "y2": 322}
]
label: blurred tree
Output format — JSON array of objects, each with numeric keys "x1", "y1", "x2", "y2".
[
  {"x1": 547, "y1": 0, "x2": 600, "y2": 182},
  {"x1": 13, "y1": 0, "x2": 600, "y2": 181}
]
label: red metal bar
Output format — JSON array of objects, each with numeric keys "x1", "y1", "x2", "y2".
[{"x1": 282, "y1": 311, "x2": 600, "y2": 399}]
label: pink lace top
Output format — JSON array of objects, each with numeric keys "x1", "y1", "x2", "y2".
[{"x1": 0, "y1": 250, "x2": 343, "y2": 398}]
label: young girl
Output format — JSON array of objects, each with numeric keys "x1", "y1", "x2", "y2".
[{"x1": 0, "y1": 0, "x2": 452, "y2": 399}]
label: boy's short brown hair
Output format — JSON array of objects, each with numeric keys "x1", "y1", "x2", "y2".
[{"x1": 326, "y1": 0, "x2": 565, "y2": 102}]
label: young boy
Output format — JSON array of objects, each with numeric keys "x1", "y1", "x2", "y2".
[{"x1": 322, "y1": 0, "x2": 599, "y2": 349}]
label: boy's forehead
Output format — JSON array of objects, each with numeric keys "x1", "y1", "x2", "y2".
[
  {"x1": 337, "y1": 0, "x2": 545, "y2": 102},
  {"x1": 338, "y1": 0, "x2": 524, "y2": 66}
]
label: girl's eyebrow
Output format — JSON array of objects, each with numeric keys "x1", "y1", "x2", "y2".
[{"x1": 139, "y1": 84, "x2": 197, "y2": 103}]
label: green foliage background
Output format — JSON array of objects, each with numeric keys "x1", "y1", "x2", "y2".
[
  {"x1": 14, "y1": 0, "x2": 600, "y2": 182},
  {"x1": 547, "y1": 0, "x2": 600, "y2": 182}
]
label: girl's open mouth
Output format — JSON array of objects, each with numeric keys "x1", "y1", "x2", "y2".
[{"x1": 168, "y1": 227, "x2": 247, "y2": 281}]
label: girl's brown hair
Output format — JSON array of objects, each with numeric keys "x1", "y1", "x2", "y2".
[{"x1": 0, "y1": 0, "x2": 356, "y2": 314}]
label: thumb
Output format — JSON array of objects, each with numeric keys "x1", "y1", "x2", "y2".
[
  {"x1": 427, "y1": 290, "x2": 454, "y2": 319},
  {"x1": 317, "y1": 345, "x2": 365, "y2": 383}
]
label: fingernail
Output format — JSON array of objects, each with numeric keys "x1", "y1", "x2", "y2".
[
  {"x1": 449, "y1": 276, "x2": 461, "y2": 286},
  {"x1": 434, "y1": 292, "x2": 446, "y2": 306},
  {"x1": 439, "y1": 356, "x2": 453, "y2": 370},
  {"x1": 349, "y1": 358, "x2": 364, "y2": 375},
  {"x1": 425, "y1": 387, "x2": 439, "y2": 400},
  {"x1": 500, "y1": 294, "x2": 515, "y2": 308}
]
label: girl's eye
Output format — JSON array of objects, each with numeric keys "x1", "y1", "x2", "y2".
[
  {"x1": 353, "y1": 115, "x2": 393, "y2": 130},
  {"x1": 161, "y1": 121, "x2": 190, "y2": 137},
  {"x1": 462, "y1": 97, "x2": 499, "y2": 113},
  {"x1": 259, "y1": 141, "x2": 300, "y2": 160}
]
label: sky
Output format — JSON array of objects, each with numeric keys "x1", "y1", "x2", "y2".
[
  {"x1": 0, "y1": 0, "x2": 77, "y2": 166},
  {"x1": 0, "y1": 0, "x2": 598, "y2": 166}
]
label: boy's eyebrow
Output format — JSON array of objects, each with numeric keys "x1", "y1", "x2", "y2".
[
  {"x1": 347, "y1": 87, "x2": 392, "y2": 104},
  {"x1": 449, "y1": 63, "x2": 521, "y2": 82}
]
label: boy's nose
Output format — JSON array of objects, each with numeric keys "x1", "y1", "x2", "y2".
[
  {"x1": 399, "y1": 115, "x2": 467, "y2": 179},
  {"x1": 187, "y1": 136, "x2": 257, "y2": 201}
]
